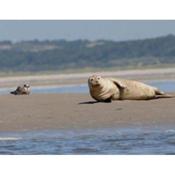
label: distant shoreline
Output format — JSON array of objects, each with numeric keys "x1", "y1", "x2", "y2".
[{"x1": 0, "y1": 67, "x2": 175, "y2": 88}]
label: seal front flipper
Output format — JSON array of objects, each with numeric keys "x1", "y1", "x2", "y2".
[
  {"x1": 104, "y1": 97, "x2": 112, "y2": 103},
  {"x1": 110, "y1": 79, "x2": 126, "y2": 89}
]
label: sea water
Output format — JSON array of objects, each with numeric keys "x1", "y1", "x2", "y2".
[
  {"x1": 0, "y1": 79, "x2": 175, "y2": 94},
  {"x1": 0, "y1": 126, "x2": 175, "y2": 154}
]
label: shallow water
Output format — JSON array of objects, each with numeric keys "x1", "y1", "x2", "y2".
[
  {"x1": 0, "y1": 126, "x2": 175, "y2": 154},
  {"x1": 0, "y1": 79, "x2": 175, "y2": 94}
]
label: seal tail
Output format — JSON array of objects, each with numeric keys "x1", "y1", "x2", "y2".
[{"x1": 10, "y1": 91, "x2": 17, "y2": 95}]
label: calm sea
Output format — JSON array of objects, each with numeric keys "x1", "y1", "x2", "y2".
[
  {"x1": 0, "y1": 126, "x2": 175, "y2": 154},
  {"x1": 0, "y1": 79, "x2": 175, "y2": 94},
  {"x1": 0, "y1": 79, "x2": 174, "y2": 155}
]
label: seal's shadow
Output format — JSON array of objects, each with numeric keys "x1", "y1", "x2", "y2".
[
  {"x1": 78, "y1": 101, "x2": 111, "y2": 104},
  {"x1": 78, "y1": 101, "x2": 99, "y2": 104}
]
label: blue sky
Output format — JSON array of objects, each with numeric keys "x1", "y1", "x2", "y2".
[{"x1": 0, "y1": 20, "x2": 175, "y2": 42}]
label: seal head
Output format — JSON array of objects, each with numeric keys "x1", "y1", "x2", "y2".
[
  {"x1": 88, "y1": 75, "x2": 121, "y2": 102},
  {"x1": 88, "y1": 75, "x2": 103, "y2": 87}
]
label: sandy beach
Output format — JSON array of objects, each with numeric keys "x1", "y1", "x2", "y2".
[
  {"x1": 0, "y1": 93, "x2": 175, "y2": 132},
  {"x1": 0, "y1": 68, "x2": 175, "y2": 132}
]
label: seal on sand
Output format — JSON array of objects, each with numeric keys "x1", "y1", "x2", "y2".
[
  {"x1": 10, "y1": 84, "x2": 30, "y2": 95},
  {"x1": 88, "y1": 75, "x2": 172, "y2": 102}
]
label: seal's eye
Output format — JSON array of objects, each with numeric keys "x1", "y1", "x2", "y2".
[
  {"x1": 97, "y1": 77, "x2": 100, "y2": 80},
  {"x1": 90, "y1": 78, "x2": 93, "y2": 81}
]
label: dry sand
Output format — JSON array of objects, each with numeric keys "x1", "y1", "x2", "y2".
[{"x1": 0, "y1": 93, "x2": 175, "y2": 132}]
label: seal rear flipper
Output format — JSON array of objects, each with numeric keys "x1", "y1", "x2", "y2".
[
  {"x1": 154, "y1": 89, "x2": 165, "y2": 95},
  {"x1": 155, "y1": 94, "x2": 175, "y2": 99},
  {"x1": 154, "y1": 89, "x2": 175, "y2": 98},
  {"x1": 10, "y1": 91, "x2": 17, "y2": 95}
]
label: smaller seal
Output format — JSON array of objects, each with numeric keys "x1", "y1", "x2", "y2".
[{"x1": 10, "y1": 84, "x2": 30, "y2": 95}]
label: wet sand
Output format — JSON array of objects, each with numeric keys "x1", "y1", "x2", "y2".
[
  {"x1": 0, "y1": 93, "x2": 175, "y2": 131},
  {"x1": 1, "y1": 67, "x2": 175, "y2": 88}
]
